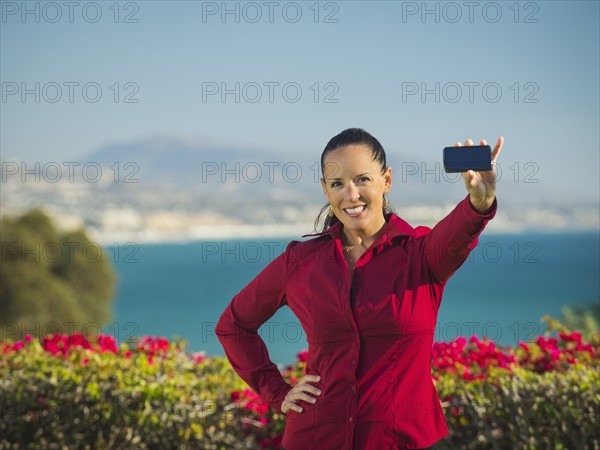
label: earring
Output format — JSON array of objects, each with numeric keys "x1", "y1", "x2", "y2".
[{"x1": 327, "y1": 205, "x2": 334, "y2": 217}]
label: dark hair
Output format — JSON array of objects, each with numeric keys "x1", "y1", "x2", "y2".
[{"x1": 313, "y1": 128, "x2": 395, "y2": 233}]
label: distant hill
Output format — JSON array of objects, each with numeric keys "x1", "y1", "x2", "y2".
[
  {"x1": 82, "y1": 135, "x2": 585, "y2": 209},
  {"x1": 2, "y1": 136, "x2": 597, "y2": 236},
  {"x1": 82, "y1": 136, "x2": 462, "y2": 205}
]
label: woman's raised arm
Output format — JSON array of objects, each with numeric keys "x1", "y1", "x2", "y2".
[{"x1": 421, "y1": 137, "x2": 504, "y2": 284}]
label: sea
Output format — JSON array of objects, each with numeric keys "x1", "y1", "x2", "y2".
[{"x1": 109, "y1": 232, "x2": 599, "y2": 367}]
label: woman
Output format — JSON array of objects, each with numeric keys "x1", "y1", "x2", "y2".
[{"x1": 216, "y1": 128, "x2": 503, "y2": 450}]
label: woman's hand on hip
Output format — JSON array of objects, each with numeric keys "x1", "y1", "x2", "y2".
[{"x1": 281, "y1": 374, "x2": 322, "y2": 414}]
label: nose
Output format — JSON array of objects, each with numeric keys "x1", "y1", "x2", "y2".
[{"x1": 344, "y1": 182, "x2": 360, "y2": 202}]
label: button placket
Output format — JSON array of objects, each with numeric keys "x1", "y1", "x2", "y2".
[{"x1": 353, "y1": 270, "x2": 360, "y2": 306}]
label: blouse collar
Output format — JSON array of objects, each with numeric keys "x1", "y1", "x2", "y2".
[{"x1": 301, "y1": 212, "x2": 417, "y2": 243}]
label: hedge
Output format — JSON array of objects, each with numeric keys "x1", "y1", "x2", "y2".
[{"x1": 1, "y1": 318, "x2": 598, "y2": 449}]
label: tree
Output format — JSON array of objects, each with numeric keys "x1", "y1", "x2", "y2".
[{"x1": 0, "y1": 209, "x2": 116, "y2": 340}]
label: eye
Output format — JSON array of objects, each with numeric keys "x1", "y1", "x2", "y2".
[
  {"x1": 330, "y1": 181, "x2": 341, "y2": 188},
  {"x1": 357, "y1": 177, "x2": 370, "y2": 183}
]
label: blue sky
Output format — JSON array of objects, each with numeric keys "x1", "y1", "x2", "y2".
[{"x1": 1, "y1": 0, "x2": 599, "y2": 203}]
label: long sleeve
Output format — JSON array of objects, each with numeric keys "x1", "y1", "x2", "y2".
[
  {"x1": 215, "y1": 241, "x2": 297, "y2": 413},
  {"x1": 422, "y1": 194, "x2": 498, "y2": 284}
]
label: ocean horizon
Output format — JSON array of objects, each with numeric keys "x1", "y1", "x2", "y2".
[{"x1": 109, "y1": 231, "x2": 599, "y2": 367}]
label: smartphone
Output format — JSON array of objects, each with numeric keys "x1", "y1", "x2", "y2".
[{"x1": 443, "y1": 145, "x2": 492, "y2": 173}]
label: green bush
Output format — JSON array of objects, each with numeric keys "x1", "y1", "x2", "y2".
[
  {"x1": 432, "y1": 365, "x2": 600, "y2": 449},
  {"x1": 1, "y1": 318, "x2": 599, "y2": 450},
  {"x1": 1, "y1": 336, "x2": 254, "y2": 449}
]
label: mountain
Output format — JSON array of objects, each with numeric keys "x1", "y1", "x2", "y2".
[
  {"x1": 3, "y1": 136, "x2": 596, "y2": 240},
  {"x1": 83, "y1": 136, "x2": 589, "y2": 208}
]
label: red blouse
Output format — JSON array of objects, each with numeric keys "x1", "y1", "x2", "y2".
[{"x1": 216, "y1": 194, "x2": 498, "y2": 449}]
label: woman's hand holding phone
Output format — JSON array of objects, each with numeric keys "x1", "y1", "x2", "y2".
[{"x1": 450, "y1": 137, "x2": 504, "y2": 213}]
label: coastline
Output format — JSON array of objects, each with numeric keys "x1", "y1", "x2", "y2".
[{"x1": 89, "y1": 220, "x2": 600, "y2": 246}]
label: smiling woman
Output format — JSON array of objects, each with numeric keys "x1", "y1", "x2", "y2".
[
  {"x1": 216, "y1": 127, "x2": 503, "y2": 450},
  {"x1": 316, "y1": 129, "x2": 394, "y2": 275}
]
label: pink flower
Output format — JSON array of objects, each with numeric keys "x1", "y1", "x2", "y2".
[
  {"x1": 296, "y1": 349, "x2": 308, "y2": 362},
  {"x1": 462, "y1": 370, "x2": 475, "y2": 381},
  {"x1": 43, "y1": 333, "x2": 69, "y2": 356},
  {"x1": 192, "y1": 352, "x2": 207, "y2": 364},
  {"x1": 69, "y1": 333, "x2": 91, "y2": 349},
  {"x1": 518, "y1": 342, "x2": 530, "y2": 352},
  {"x1": 558, "y1": 331, "x2": 583, "y2": 344},
  {"x1": 97, "y1": 334, "x2": 117, "y2": 353},
  {"x1": 469, "y1": 335, "x2": 480, "y2": 345}
]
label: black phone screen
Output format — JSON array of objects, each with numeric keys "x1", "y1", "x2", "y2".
[{"x1": 443, "y1": 145, "x2": 492, "y2": 173}]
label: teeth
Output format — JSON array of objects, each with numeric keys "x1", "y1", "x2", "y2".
[{"x1": 345, "y1": 205, "x2": 366, "y2": 215}]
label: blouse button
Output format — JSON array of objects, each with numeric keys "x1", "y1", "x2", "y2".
[
  {"x1": 349, "y1": 417, "x2": 354, "y2": 422},
  {"x1": 354, "y1": 301, "x2": 359, "y2": 306},
  {"x1": 351, "y1": 385, "x2": 357, "y2": 392},
  {"x1": 352, "y1": 359, "x2": 357, "y2": 365}
]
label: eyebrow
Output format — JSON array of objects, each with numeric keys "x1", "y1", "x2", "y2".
[{"x1": 326, "y1": 172, "x2": 372, "y2": 181}]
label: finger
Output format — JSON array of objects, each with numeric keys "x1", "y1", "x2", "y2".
[
  {"x1": 306, "y1": 375, "x2": 321, "y2": 382},
  {"x1": 298, "y1": 393, "x2": 318, "y2": 404},
  {"x1": 300, "y1": 385, "x2": 322, "y2": 396},
  {"x1": 469, "y1": 170, "x2": 478, "y2": 186},
  {"x1": 455, "y1": 141, "x2": 462, "y2": 147},
  {"x1": 286, "y1": 390, "x2": 317, "y2": 408},
  {"x1": 288, "y1": 385, "x2": 319, "y2": 402},
  {"x1": 461, "y1": 170, "x2": 472, "y2": 184},
  {"x1": 462, "y1": 170, "x2": 476, "y2": 187},
  {"x1": 282, "y1": 400, "x2": 300, "y2": 414},
  {"x1": 492, "y1": 136, "x2": 504, "y2": 162},
  {"x1": 480, "y1": 139, "x2": 487, "y2": 146},
  {"x1": 465, "y1": 139, "x2": 474, "y2": 146}
]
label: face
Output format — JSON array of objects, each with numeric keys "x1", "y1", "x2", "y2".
[{"x1": 320, "y1": 144, "x2": 392, "y2": 235}]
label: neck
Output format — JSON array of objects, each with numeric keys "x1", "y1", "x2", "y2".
[{"x1": 342, "y1": 214, "x2": 387, "y2": 249}]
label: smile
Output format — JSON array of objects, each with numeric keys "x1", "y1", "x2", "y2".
[{"x1": 343, "y1": 205, "x2": 367, "y2": 217}]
